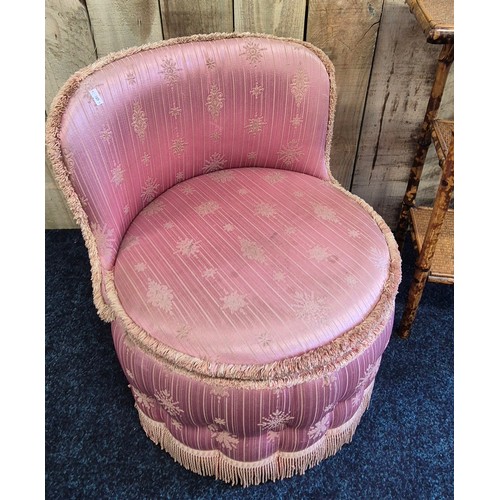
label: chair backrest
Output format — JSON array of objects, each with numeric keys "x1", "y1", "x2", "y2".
[{"x1": 47, "y1": 33, "x2": 336, "y2": 275}]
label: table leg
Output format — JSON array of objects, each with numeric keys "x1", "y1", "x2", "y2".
[{"x1": 398, "y1": 144, "x2": 454, "y2": 339}]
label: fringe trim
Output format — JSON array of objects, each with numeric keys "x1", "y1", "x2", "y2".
[
  {"x1": 45, "y1": 32, "x2": 337, "y2": 323},
  {"x1": 137, "y1": 382, "x2": 374, "y2": 487},
  {"x1": 104, "y1": 202, "x2": 400, "y2": 390},
  {"x1": 104, "y1": 239, "x2": 399, "y2": 389}
]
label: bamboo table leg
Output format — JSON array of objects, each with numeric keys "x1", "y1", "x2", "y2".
[
  {"x1": 398, "y1": 143, "x2": 454, "y2": 339},
  {"x1": 394, "y1": 43, "x2": 454, "y2": 252}
]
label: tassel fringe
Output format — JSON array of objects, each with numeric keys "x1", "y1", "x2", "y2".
[{"x1": 137, "y1": 383, "x2": 374, "y2": 487}]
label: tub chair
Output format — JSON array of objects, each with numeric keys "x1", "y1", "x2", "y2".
[{"x1": 46, "y1": 32, "x2": 401, "y2": 486}]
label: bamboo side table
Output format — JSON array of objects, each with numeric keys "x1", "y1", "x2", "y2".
[{"x1": 396, "y1": 0, "x2": 454, "y2": 339}]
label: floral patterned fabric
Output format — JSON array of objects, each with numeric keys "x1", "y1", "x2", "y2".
[
  {"x1": 112, "y1": 312, "x2": 392, "y2": 463},
  {"x1": 59, "y1": 36, "x2": 331, "y2": 271},
  {"x1": 114, "y1": 168, "x2": 390, "y2": 365}
]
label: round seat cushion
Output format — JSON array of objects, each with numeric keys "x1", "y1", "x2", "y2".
[{"x1": 114, "y1": 167, "x2": 390, "y2": 366}]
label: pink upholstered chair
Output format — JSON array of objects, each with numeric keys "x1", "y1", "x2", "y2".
[{"x1": 46, "y1": 33, "x2": 401, "y2": 486}]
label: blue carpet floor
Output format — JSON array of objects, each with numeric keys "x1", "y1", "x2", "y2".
[{"x1": 45, "y1": 229, "x2": 453, "y2": 499}]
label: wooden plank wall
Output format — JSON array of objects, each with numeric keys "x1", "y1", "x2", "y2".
[
  {"x1": 86, "y1": 0, "x2": 164, "y2": 57},
  {"x1": 306, "y1": 0, "x2": 384, "y2": 188},
  {"x1": 45, "y1": 0, "x2": 97, "y2": 228},
  {"x1": 351, "y1": 0, "x2": 454, "y2": 228},
  {"x1": 45, "y1": 0, "x2": 453, "y2": 230}
]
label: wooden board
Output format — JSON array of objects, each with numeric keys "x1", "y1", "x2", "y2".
[
  {"x1": 351, "y1": 0, "x2": 454, "y2": 229},
  {"x1": 86, "y1": 0, "x2": 164, "y2": 57},
  {"x1": 45, "y1": 157, "x2": 77, "y2": 229},
  {"x1": 45, "y1": 0, "x2": 97, "y2": 112},
  {"x1": 45, "y1": 0, "x2": 97, "y2": 229},
  {"x1": 234, "y1": 0, "x2": 306, "y2": 39},
  {"x1": 306, "y1": 0, "x2": 383, "y2": 188},
  {"x1": 160, "y1": 0, "x2": 233, "y2": 38}
]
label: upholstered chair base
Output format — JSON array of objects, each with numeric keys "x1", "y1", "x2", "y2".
[{"x1": 136, "y1": 382, "x2": 374, "y2": 487}]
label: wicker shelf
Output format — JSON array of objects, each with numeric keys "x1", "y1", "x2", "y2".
[
  {"x1": 397, "y1": 0, "x2": 454, "y2": 338},
  {"x1": 410, "y1": 206, "x2": 454, "y2": 284},
  {"x1": 432, "y1": 119, "x2": 454, "y2": 167},
  {"x1": 406, "y1": 0, "x2": 454, "y2": 43}
]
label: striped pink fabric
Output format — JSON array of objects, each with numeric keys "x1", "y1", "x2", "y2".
[
  {"x1": 112, "y1": 312, "x2": 393, "y2": 462},
  {"x1": 59, "y1": 37, "x2": 331, "y2": 271},
  {"x1": 114, "y1": 168, "x2": 389, "y2": 364}
]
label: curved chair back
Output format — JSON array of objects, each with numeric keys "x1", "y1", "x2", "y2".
[{"x1": 46, "y1": 33, "x2": 337, "y2": 316}]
